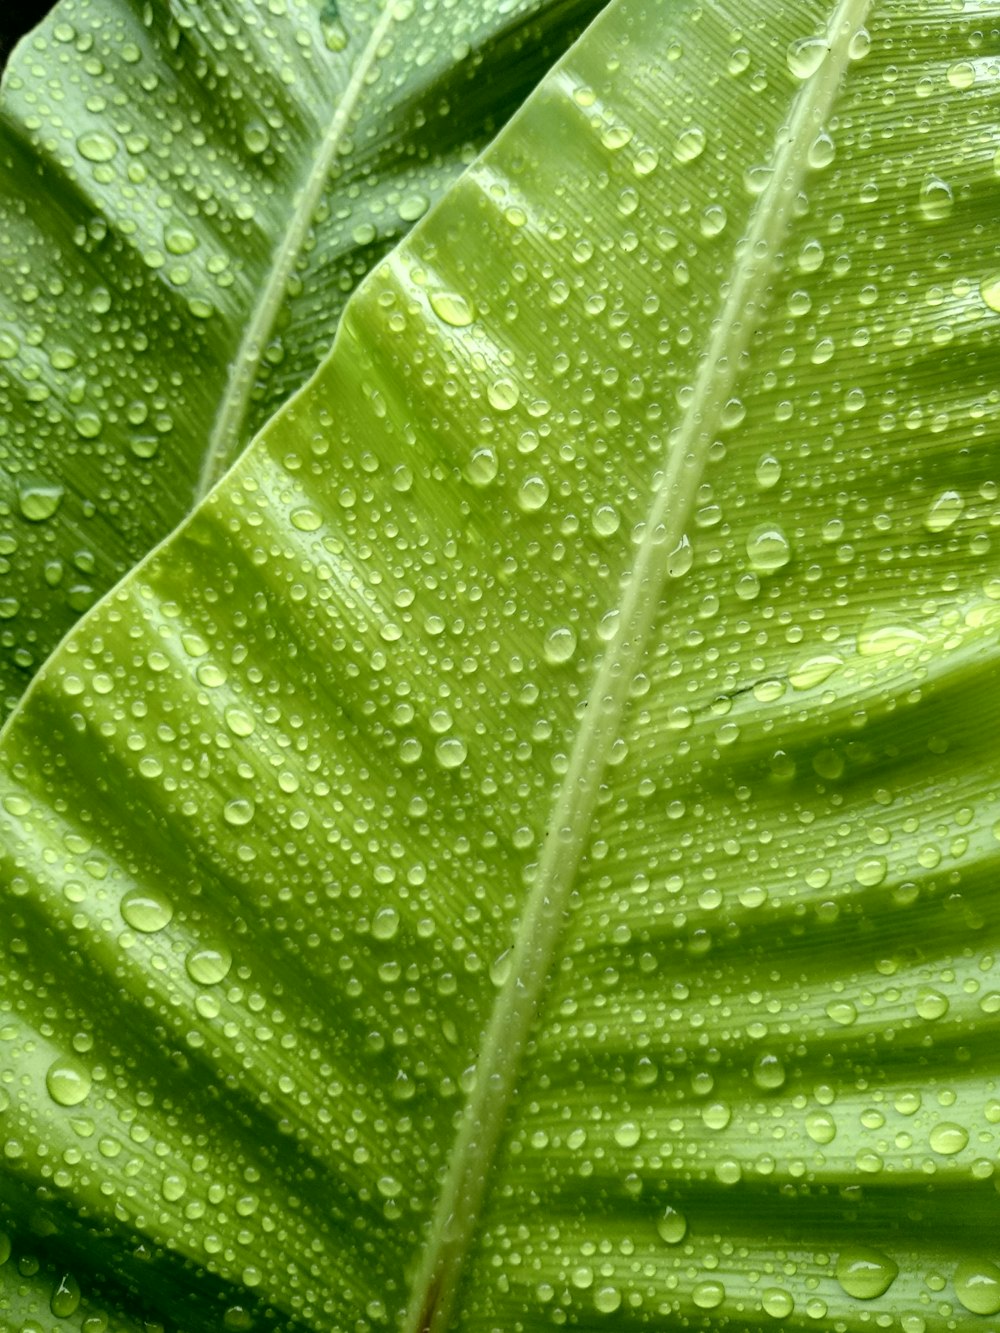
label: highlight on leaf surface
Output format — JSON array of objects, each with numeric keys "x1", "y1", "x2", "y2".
[
  {"x1": 3, "y1": 0, "x2": 1000, "y2": 1330},
  {"x1": 0, "y1": 0, "x2": 604, "y2": 714}
]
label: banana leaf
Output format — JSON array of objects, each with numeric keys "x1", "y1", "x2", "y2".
[
  {"x1": 0, "y1": 0, "x2": 604, "y2": 713},
  {"x1": 2, "y1": 0, "x2": 1000, "y2": 1329}
]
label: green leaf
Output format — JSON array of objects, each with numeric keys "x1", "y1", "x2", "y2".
[
  {"x1": 4, "y1": 0, "x2": 1000, "y2": 1330},
  {"x1": 0, "y1": 0, "x2": 604, "y2": 714}
]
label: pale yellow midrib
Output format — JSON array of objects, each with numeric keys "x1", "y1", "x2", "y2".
[
  {"x1": 194, "y1": 3, "x2": 397, "y2": 502},
  {"x1": 402, "y1": 1, "x2": 875, "y2": 1330}
]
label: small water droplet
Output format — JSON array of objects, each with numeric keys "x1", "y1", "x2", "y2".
[
  {"x1": 752, "y1": 1052, "x2": 786, "y2": 1091},
  {"x1": 786, "y1": 36, "x2": 829, "y2": 80},
  {"x1": 929, "y1": 1122, "x2": 968, "y2": 1156},
  {"x1": 656, "y1": 1204, "x2": 687, "y2": 1244},
  {"x1": 755, "y1": 454, "x2": 782, "y2": 489},
  {"x1": 746, "y1": 524, "x2": 791, "y2": 573},
  {"x1": 50, "y1": 1272, "x2": 81, "y2": 1318},
  {"x1": 291, "y1": 507, "x2": 322, "y2": 532},
  {"x1": 223, "y1": 798, "x2": 255, "y2": 826},
  {"x1": 487, "y1": 378, "x2": 519, "y2": 412},
  {"x1": 18, "y1": 482, "x2": 64, "y2": 522},
  {"x1": 762, "y1": 1288, "x2": 794, "y2": 1319},
  {"x1": 518, "y1": 474, "x2": 549, "y2": 512},
  {"x1": 954, "y1": 1259, "x2": 1000, "y2": 1315},
  {"x1": 836, "y1": 1248, "x2": 898, "y2": 1300},
  {"x1": 372, "y1": 906, "x2": 400, "y2": 941},
  {"x1": 923, "y1": 489, "x2": 963, "y2": 532},
  {"x1": 243, "y1": 121, "x2": 270, "y2": 154},
  {"x1": 919, "y1": 175, "x2": 954, "y2": 222},
  {"x1": 673, "y1": 126, "x2": 706, "y2": 163},
  {"x1": 46, "y1": 1058, "x2": 92, "y2": 1107},
  {"x1": 120, "y1": 887, "x2": 174, "y2": 933},
  {"x1": 693, "y1": 1281, "x2": 726, "y2": 1310},
  {"x1": 77, "y1": 131, "x2": 118, "y2": 162},
  {"x1": 429, "y1": 291, "x2": 475, "y2": 327},
  {"x1": 435, "y1": 736, "x2": 467, "y2": 769},
  {"x1": 186, "y1": 944, "x2": 232, "y2": 985},
  {"x1": 543, "y1": 625, "x2": 577, "y2": 665}
]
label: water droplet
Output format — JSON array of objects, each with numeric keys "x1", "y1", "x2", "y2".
[
  {"x1": 954, "y1": 1259, "x2": 1000, "y2": 1315},
  {"x1": 591, "y1": 503, "x2": 620, "y2": 537},
  {"x1": 543, "y1": 624, "x2": 577, "y2": 666},
  {"x1": 806, "y1": 1110, "x2": 837, "y2": 1144},
  {"x1": 667, "y1": 534, "x2": 693, "y2": 578},
  {"x1": 186, "y1": 944, "x2": 232, "y2": 985},
  {"x1": 657, "y1": 1204, "x2": 687, "y2": 1244},
  {"x1": 223, "y1": 798, "x2": 255, "y2": 827},
  {"x1": 291, "y1": 507, "x2": 322, "y2": 532},
  {"x1": 465, "y1": 447, "x2": 498, "y2": 487},
  {"x1": 746, "y1": 524, "x2": 791, "y2": 573},
  {"x1": 517, "y1": 474, "x2": 549, "y2": 512},
  {"x1": 18, "y1": 482, "x2": 64, "y2": 522},
  {"x1": 673, "y1": 126, "x2": 706, "y2": 163},
  {"x1": 929, "y1": 1122, "x2": 968, "y2": 1156},
  {"x1": 923, "y1": 489, "x2": 963, "y2": 532},
  {"x1": 46, "y1": 1057, "x2": 92, "y2": 1107},
  {"x1": 789, "y1": 654, "x2": 843, "y2": 690},
  {"x1": 77, "y1": 131, "x2": 118, "y2": 162},
  {"x1": 982, "y1": 273, "x2": 1000, "y2": 313},
  {"x1": 786, "y1": 36, "x2": 829, "y2": 80},
  {"x1": 50, "y1": 1272, "x2": 81, "y2": 1317},
  {"x1": 243, "y1": 121, "x2": 270, "y2": 154},
  {"x1": 594, "y1": 1285, "x2": 622, "y2": 1314},
  {"x1": 487, "y1": 378, "x2": 519, "y2": 412},
  {"x1": 372, "y1": 906, "x2": 400, "y2": 941},
  {"x1": 836, "y1": 1248, "x2": 898, "y2": 1300},
  {"x1": 762, "y1": 1287, "x2": 794, "y2": 1319},
  {"x1": 224, "y1": 708, "x2": 255, "y2": 737},
  {"x1": 752, "y1": 1052, "x2": 786, "y2": 1091},
  {"x1": 807, "y1": 129, "x2": 835, "y2": 170},
  {"x1": 947, "y1": 60, "x2": 975, "y2": 90},
  {"x1": 429, "y1": 291, "x2": 475, "y2": 327},
  {"x1": 857, "y1": 618, "x2": 926, "y2": 657},
  {"x1": 435, "y1": 736, "x2": 467, "y2": 770},
  {"x1": 399, "y1": 193, "x2": 429, "y2": 223},
  {"x1": 755, "y1": 454, "x2": 782, "y2": 489},
  {"x1": 919, "y1": 175, "x2": 954, "y2": 222},
  {"x1": 915, "y1": 988, "x2": 949, "y2": 1020},
  {"x1": 120, "y1": 887, "x2": 174, "y2": 933},
  {"x1": 693, "y1": 1281, "x2": 726, "y2": 1310}
]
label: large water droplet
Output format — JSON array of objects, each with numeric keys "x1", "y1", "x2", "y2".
[
  {"x1": 120, "y1": 887, "x2": 174, "y2": 933},
  {"x1": 429, "y1": 291, "x2": 475, "y2": 327},
  {"x1": 746, "y1": 524, "x2": 791, "y2": 573},
  {"x1": 836, "y1": 1248, "x2": 898, "y2": 1300},
  {"x1": 954, "y1": 1259, "x2": 1000, "y2": 1315},
  {"x1": 46, "y1": 1057, "x2": 92, "y2": 1107}
]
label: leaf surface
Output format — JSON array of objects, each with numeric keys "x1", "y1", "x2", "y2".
[
  {"x1": 0, "y1": 0, "x2": 605, "y2": 713},
  {"x1": 3, "y1": 0, "x2": 1000, "y2": 1330}
]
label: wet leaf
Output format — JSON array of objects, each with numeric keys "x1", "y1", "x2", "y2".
[
  {"x1": 3, "y1": 0, "x2": 1000, "y2": 1331},
  {"x1": 0, "y1": 0, "x2": 604, "y2": 712}
]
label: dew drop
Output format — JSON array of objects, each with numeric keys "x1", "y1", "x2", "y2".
[
  {"x1": 46, "y1": 1058, "x2": 92, "y2": 1107},
  {"x1": 291, "y1": 507, "x2": 322, "y2": 532},
  {"x1": 923, "y1": 489, "x2": 963, "y2": 532},
  {"x1": 120, "y1": 887, "x2": 174, "y2": 933},
  {"x1": 186, "y1": 944, "x2": 233, "y2": 985},
  {"x1": 223, "y1": 798, "x2": 255, "y2": 826},
  {"x1": 693, "y1": 1281, "x2": 726, "y2": 1310},
  {"x1": 372, "y1": 906, "x2": 400, "y2": 941},
  {"x1": 224, "y1": 708, "x2": 255, "y2": 737},
  {"x1": 657, "y1": 1205, "x2": 687, "y2": 1244},
  {"x1": 786, "y1": 36, "x2": 828, "y2": 80},
  {"x1": 517, "y1": 474, "x2": 549, "y2": 512},
  {"x1": 755, "y1": 454, "x2": 782, "y2": 489},
  {"x1": 673, "y1": 126, "x2": 706, "y2": 163},
  {"x1": 487, "y1": 378, "x2": 519, "y2": 412},
  {"x1": 667, "y1": 534, "x2": 693, "y2": 578},
  {"x1": 919, "y1": 175, "x2": 954, "y2": 222},
  {"x1": 954, "y1": 1259, "x2": 1000, "y2": 1315},
  {"x1": 836, "y1": 1248, "x2": 898, "y2": 1300},
  {"x1": 429, "y1": 291, "x2": 475, "y2": 327},
  {"x1": 806, "y1": 1110, "x2": 837, "y2": 1144},
  {"x1": 465, "y1": 447, "x2": 498, "y2": 487},
  {"x1": 594, "y1": 1285, "x2": 622, "y2": 1314},
  {"x1": 243, "y1": 121, "x2": 270, "y2": 154},
  {"x1": 591, "y1": 503, "x2": 620, "y2": 537},
  {"x1": 752, "y1": 1052, "x2": 786, "y2": 1091},
  {"x1": 981, "y1": 274, "x2": 1000, "y2": 313},
  {"x1": 929, "y1": 1122, "x2": 968, "y2": 1156},
  {"x1": 77, "y1": 131, "x2": 118, "y2": 162},
  {"x1": 746, "y1": 524, "x2": 791, "y2": 573},
  {"x1": 18, "y1": 482, "x2": 64, "y2": 522},
  {"x1": 50, "y1": 1272, "x2": 81, "y2": 1317},
  {"x1": 789, "y1": 654, "x2": 843, "y2": 690},
  {"x1": 543, "y1": 624, "x2": 577, "y2": 665},
  {"x1": 762, "y1": 1288, "x2": 794, "y2": 1319},
  {"x1": 435, "y1": 736, "x2": 467, "y2": 769}
]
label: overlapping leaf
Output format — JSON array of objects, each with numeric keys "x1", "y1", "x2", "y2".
[
  {"x1": 0, "y1": 0, "x2": 605, "y2": 713},
  {"x1": 3, "y1": 0, "x2": 1000, "y2": 1331}
]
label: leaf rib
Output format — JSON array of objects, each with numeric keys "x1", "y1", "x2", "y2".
[
  {"x1": 402, "y1": 0, "x2": 875, "y2": 1328},
  {"x1": 194, "y1": 1, "x2": 398, "y2": 501}
]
